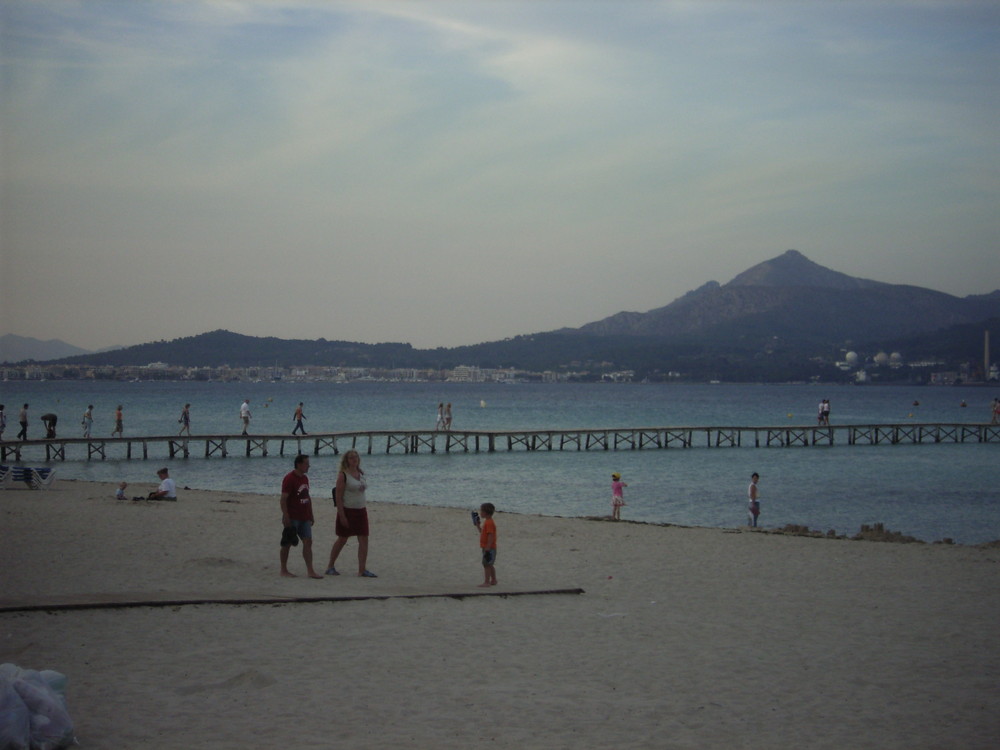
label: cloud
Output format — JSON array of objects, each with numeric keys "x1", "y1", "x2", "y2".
[{"x1": 2, "y1": 1, "x2": 998, "y2": 349}]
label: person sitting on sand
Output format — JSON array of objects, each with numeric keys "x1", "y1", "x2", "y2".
[
  {"x1": 279, "y1": 455, "x2": 323, "y2": 579},
  {"x1": 116, "y1": 482, "x2": 127, "y2": 501},
  {"x1": 147, "y1": 467, "x2": 177, "y2": 501},
  {"x1": 474, "y1": 502, "x2": 498, "y2": 587}
]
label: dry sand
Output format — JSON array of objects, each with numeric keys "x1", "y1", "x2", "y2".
[{"x1": 1, "y1": 480, "x2": 999, "y2": 749}]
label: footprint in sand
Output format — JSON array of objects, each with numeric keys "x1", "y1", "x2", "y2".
[
  {"x1": 176, "y1": 669, "x2": 277, "y2": 695},
  {"x1": 184, "y1": 557, "x2": 243, "y2": 568}
]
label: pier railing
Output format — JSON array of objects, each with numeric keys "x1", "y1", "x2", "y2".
[{"x1": 2, "y1": 423, "x2": 998, "y2": 463}]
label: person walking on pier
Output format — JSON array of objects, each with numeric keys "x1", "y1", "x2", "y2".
[
  {"x1": 435, "y1": 402, "x2": 445, "y2": 431},
  {"x1": 82, "y1": 405, "x2": 94, "y2": 438},
  {"x1": 747, "y1": 472, "x2": 761, "y2": 528},
  {"x1": 822, "y1": 399, "x2": 831, "y2": 425},
  {"x1": 112, "y1": 405, "x2": 124, "y2": 438},
  {"x1": 240, "y1": 399, "x2": 252, "y2": 435},
  {"x1": 41, "y1": 413, "x2": 58, "y2": 439},
  {"x1": 292, "y1": 402, "x2": 307, "y2": 435},
  {"x1": 327, "y1": 449, "x2": 377, "y2": 578},
  {"x1": 178, "y1": 404, "x2": 191, "y2": 436},
  {"x1": 17, "y1": 404, "x2": 29, "y2": 440},
  {"x1": 444, "y1": 402, "x2": 453, "y2": 431},
  {"x1": 280, "y1": 454, "x2": 323, "y2": 579}
]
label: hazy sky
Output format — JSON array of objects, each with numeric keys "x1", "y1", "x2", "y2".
[{"x1": 2, "y1": 1, "x2": 998, "y2": 351}]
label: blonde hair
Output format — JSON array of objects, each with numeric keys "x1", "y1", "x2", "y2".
[{"x1": 338, "y1": 449, "x2": 362, "y2": 474}]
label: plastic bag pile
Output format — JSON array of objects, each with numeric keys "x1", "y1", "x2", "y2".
[{"x1": 0, "y1": 664, "x2": 77, "y2": 750}]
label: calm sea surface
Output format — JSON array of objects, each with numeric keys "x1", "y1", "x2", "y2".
[{"x1": 2, "y1": 381, "x2": 998, "y2": 544}]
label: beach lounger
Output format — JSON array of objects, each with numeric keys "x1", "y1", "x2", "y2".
[
  {"x1": 8, "y1": 467, "x2": 33, "y2": 488},
  {"x1": 0, "y1": 466, "x2": 56, "y2": 489},
  {"x1": 30, "y1": 467, "x2": 56, "y2": 490}
]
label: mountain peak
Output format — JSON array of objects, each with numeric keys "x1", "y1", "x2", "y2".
[
  {"x1": 0, "y1": 333, "x2": 92, "y2": 363},
  {"x1": 726, "y1": 249, "x2": 884, "y2": 291},
  {"x1": 568, "y1": 248, "x2": 1000, "y2": 343}
]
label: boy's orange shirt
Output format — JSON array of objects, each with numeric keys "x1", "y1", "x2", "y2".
[{"x1": 479, "y1": 518, "x2": 497, "y2": 550}]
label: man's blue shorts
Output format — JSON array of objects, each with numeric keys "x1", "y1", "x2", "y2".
[
  {"x1": 290, "y1": 519, "x2": 313, "y2": 541},
  {"x1": 481, "y1": 548, "x2": 497, "y2": 566}
]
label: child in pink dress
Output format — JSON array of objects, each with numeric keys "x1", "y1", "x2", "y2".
[{"x1": 611, "y1": 472, "x2": 628, "y2": 520}]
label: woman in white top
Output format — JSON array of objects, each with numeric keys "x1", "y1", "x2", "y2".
[{"x1": 326, "y1": 450, "x2": 377, "y2": 577}]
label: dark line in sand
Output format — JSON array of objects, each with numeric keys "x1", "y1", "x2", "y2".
[{"x1": 0, "y1": 588, "x2": 585, "y2": 614}]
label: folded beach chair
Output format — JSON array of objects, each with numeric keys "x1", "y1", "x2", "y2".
[
  {"x1": 0, "y1": 465, "x2": 12, "y2": 489},
  {"x1": 8, "y1": 466, "x2": 33, "y2": 488},
  {"x1": 30, "y1": 467, "x2": 57, "y2": 490}
]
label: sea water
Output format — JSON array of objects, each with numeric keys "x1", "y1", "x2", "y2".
[{"x1": 2, "y1": 380, "x2": 997, "y2": 544}]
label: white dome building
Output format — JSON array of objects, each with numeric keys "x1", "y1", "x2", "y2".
[
  {"x1": 874, "y1": 351, "x2": 890, "y2": 366},
  {"x1": 845, "y1": 351, "x2": 859, "y2": 365}
]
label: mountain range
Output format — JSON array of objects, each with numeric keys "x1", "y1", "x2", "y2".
[
  {"x1": 0, "y1": 334, "x2": 92, "y2": 364},
  {"x1": 7, "y1": 250, "x2": 999, "y2": 381},
  {"x1": 567, "y1": 250, "x2": 1000, "y2": 345}
]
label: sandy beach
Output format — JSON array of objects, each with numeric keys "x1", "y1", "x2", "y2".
[{"x1": 1, "y1": 480, "x2": 998, "y2": 749}]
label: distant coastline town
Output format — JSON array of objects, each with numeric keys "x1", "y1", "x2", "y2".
[
  {"x1": 2, "y1": 352, "x2": 997, "y2": 386},
  {"x1": 2, "y1": 362, "x2": 599, "y2": 384}
]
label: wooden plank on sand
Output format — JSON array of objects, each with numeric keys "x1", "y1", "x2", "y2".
[{"x1": 0, "y1": 588, "x2": 586, "y2": 613}]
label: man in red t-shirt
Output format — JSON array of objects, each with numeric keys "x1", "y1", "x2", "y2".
[{"x1": 279, "y1": 455, "x2": 323, "y2": 578}]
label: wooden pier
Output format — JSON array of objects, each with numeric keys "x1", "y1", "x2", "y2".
[{"x1": 1, "y1": 423, "x2": 998, "y2": 463}]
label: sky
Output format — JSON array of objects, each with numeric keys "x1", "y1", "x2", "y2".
[{"x1": 1, "y1": 0, "x2": 998, "y2": 352}]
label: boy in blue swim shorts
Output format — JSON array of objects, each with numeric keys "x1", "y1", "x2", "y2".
[{"x1": 474, "y1": 502, "x2": 498, "y2": 587}]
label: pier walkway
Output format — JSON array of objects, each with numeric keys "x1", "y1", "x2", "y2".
[{"x1": 2, "y1": 423, "x2": 998, "y2": 463}]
